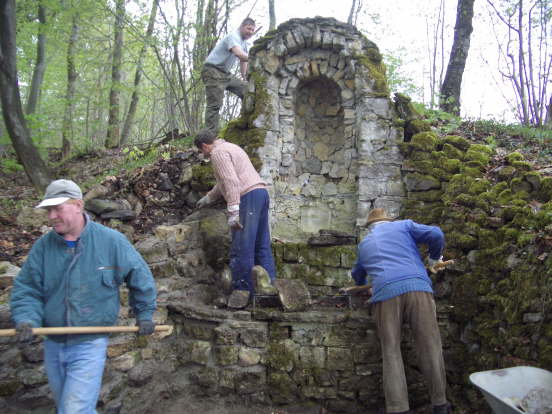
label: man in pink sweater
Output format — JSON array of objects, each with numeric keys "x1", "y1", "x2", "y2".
[{"x1": 194, "y1": 129, "x2": 276, "y2": 308}]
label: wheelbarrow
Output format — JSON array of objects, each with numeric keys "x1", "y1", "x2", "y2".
[{"x1": 469, "y1": 366, "x2": 552, "y2": 414}]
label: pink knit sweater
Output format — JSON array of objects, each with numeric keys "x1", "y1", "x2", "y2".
[{"x1": 207, "y1": 140, "x2": 265, "y2": 207}]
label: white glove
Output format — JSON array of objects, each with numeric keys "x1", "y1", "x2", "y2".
[
  {"x1": 228, "y1": 212, "x2": 242, "y2": 230},
  {"x1": 427, "y1": 256, "x2": 444, "y2": 274},
  {"x1": 227, "y1": 205, "x2": 242, "y2": 230},
  {"x1": 196, "y1": 194, "x2": 211, "y2": 208}
]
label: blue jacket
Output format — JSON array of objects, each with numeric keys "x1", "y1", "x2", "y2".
[
  {"x1": 351, "y1": 220, "x2": 444, "y2": 303},
  {"x1": 10, "y1": 217, "x2": 156, "y2": 345}
]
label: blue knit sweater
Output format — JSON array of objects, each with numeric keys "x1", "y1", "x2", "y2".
[{"x1": 351, "y1": 220, "x2": 444, "y2": 303}]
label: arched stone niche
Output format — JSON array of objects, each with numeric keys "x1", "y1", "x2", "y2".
[{"x1": 244, "y1": 17, "x2": 405, "y2": 242}]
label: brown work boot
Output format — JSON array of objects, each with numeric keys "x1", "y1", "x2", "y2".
[
  {"x1": 252, "y1": 265, "x2": 277, "y2": 295},
  {"x1": 227, "y1": 290, "x2": 250, "y2": 309}
]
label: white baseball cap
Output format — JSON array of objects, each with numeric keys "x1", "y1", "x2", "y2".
[{"x1": 35, "y1": 179, "x2": 83, "y2": 208}]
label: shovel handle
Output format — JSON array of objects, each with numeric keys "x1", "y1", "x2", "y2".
[{"x1": 0, "y1": 325, "x2": 172, "y2": 337}]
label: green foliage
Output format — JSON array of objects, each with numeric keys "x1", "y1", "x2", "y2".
[
  {"x1": 383, "y1": 50, "x2": 422, "y2": 97},
  {"x1": 469, "y1": 119, "x2": 552, "y2": 154},
  {"x1": 0, "y1": 158, "x2": 24, "y2": 173},
  {"x1": 411, "y1": 102, "x2": 463, "y2": 133}
]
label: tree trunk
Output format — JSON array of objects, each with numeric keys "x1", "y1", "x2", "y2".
[
  {"x1": 545, "y1": 94, "x2": 552, "y2": 129},
  {"x1": 25, "y1": 0, "x2": 47, "y2": 115},
  {"x1": 105, "y1": 0, "x2": 125, "y2": 148},
  {"x1": 0, "y1": 0, "x2": 52, "y2": 191},
  {"x1": 439, "y1": 0, "x2": 475, "y2": 115},
  {"x1": 120, "y1": 0, "x2": 159, "y2": 147},
  {"x1": 268, "y1": 0, "x2": 276, "y2": 30},
  {"x1": 61, "y1": 12, "x2": 79, "y2": 160},
  {"x1": 347, "y1": 0, "x2": 357, "y2": 25}
]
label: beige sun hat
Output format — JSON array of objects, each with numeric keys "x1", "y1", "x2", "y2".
[{"x1": 366, "y1": 208, "x2": 394, "y2": 225}]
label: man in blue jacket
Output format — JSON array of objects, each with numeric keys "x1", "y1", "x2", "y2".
[
  {"x1": 10, "y1": 179, "x2": 157, "y2": 414},
  {"x1": 351, "y1": 208, "x2": 450, "y2": 414}
]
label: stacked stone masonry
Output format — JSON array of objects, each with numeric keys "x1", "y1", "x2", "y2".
[{"x1": 245, "y1": 18, "x2": 405, "y2": 242}]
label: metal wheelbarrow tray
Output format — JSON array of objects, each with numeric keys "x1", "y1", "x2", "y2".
[{"x1": 469, "y1": 366, "x2": 552, "y2": 414}]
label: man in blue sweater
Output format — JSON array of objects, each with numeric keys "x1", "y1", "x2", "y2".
[
  {"x1": 10, "y1": 179, "x2": 157, "y2": 414},
  {"x1": 351, "y1": 208, "x2": 450, "y2": 414}
]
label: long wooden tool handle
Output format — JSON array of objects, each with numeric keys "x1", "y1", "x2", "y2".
[{"x1": 0, "y1": 325, "x2": 171, "y2": 337}]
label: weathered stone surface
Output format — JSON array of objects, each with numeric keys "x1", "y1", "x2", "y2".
[
  {"x1": 275, "y1": 279, "x2": 311, "y2": 312},
  {"x1": 0, "y1": 262, "x2": 20, "y2": 288},
  {"x1": 238, "y1": 347, "x2": 261, "y2": 366},
  {"x1": 18, "y1": 368, "x2": 47, "y2": 386},
  {"x1": 15, "y1": 207, "x2": 47, "y2": 228},
  {"x1": 111, "y1": 352, "x2": 137, "y2": 372},
  {"x1": 83, "y1": 183, "x2": 110, "y2": 201},
  {"x1": 107, "y1": 334, "x2": 137, "y2": 358},
  {"x1": 186, "y1": 340, "x2": 212, "y2": 365},
  {"x1": 101, "y1": 209, "x2": 136, "y2": 221},
  {"x1": 135, "y1": 236, "x2": 169, "y2": 264},
  {"x1": 216, "y1": 345, "x2": 239, "y2": 366},
  {"x1": 128, "y1": 361, "x2": 154, "y2": 387},
  {"x1": 85, "y1": 199, "x2": 122, "y2": 215}
]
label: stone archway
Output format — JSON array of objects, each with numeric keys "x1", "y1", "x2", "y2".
[{"x1": 236, "y1": 17, "x2": 405, "y2": 243}]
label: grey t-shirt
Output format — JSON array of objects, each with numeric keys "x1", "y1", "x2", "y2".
[{"x1": 205, "y1": 30, "x2": 248, "y2": 73}]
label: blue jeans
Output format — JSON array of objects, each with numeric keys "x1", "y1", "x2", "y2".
[
  {"x1": 44, "y1": 337, "x2": 109, "y2": 414},
  {"x1": 229, "y1": 188, "x2": 276, "y2": 293}
]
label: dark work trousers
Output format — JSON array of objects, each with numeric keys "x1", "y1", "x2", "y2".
[
  {"x1": 201, "y1": 64, "x2": 246, "y2": 132},
  {"x1": 229, "y1": 188, "x2": 276, "y2": 293},
  {"x1": 373, "y1": 291, "x2": 448, "y2": 413}
]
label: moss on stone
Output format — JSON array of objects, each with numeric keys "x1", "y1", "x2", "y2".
[
  {"x1": 406, "y1": 119, "x2": 431, "y2": 137},
  {"x1": 512, "y1": 160, "x2": 533, "y2": 172},
  {"x1": 191, "y1": 163, "x2": 216, "y2": 192},
  {"x1": 497, "y1": 166, "x2": 517, "y2": 181},
  {"x1": 222, "y1": 71, "x2": 271, "y2": 170},
  {"x1": 510, "y1": 177, "x2": 532, "y2": 194},
  {"x1": 442, "y1": 158, "x2": 462, "y2": 174},
  {"x1": 465, "y1": 147, "x2": 491, "y2": 165},
  {"x1": 540, "y1": 177, "x2": 552, "y2": 202},
  {"x1": 410, "y1": 131, "x2": 439, "y2": 151},
  {"x1": 0, "y1": 380, "x2": 23, "y2": 397},
  {"x1": 523, "y1": 172, "x2": 541, "y2": 192},
  {"x1": 442, "y1": 135, "x2": 470, "y2": 151},
  {"x1": 354, "y1": 51, "x2": 389, "y2": 95},
  {"x1": 266, "y1": 340, "x2": 298, "y2": 371},
  {"x1": 442, "y1": 143, "x2": 464, "y2": 160},
  {"x1": 505, "y1": 152, "x2": 524, "y2": 164}
]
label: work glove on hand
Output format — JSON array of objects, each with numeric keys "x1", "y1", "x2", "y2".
[
  {"x1": 15, "y1": 322, "x2": 34, "y2": 343},
  {"x1": 227, "y1": 205, "x2": 243, "y2": 230},
  {"x1": 427, "y1": 256, "x2": 444, "y2": 274},
  {"x1": 228, "y1": 212, "x2": 243, "y2": 230},
  {"x1": 196, "y1": 194, "x2": 212, "y2": 209},
  {"x1": 137, "y1": 320, "x2": 155, "y2": 336}
]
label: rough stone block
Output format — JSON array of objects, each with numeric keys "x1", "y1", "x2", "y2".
[
  {"x1": 326, "y1": 347, "x2": 354, "y2": 371},
  {"x1": 238, "y1": 347, "x2": 261, "y2": 367},
  {"x1": 268, "y1": 371, "x2": 299, "y2": 403},
  {"x1": 135, "y1": 237, "x2": 168, "y2": 264},
  {"x1": 236, "y1": 368, "x2": 267, "y2": 395},
  {"x1": 111, "y1": 352, "x2": 137, "y2": 372},
  {"x1": 238, "y1": 325, "x2": 268, "y2": 348},
  {"x1": 298, "y1": 346, "x2": 326, "y2": 369},
  {"x1": 187, "y1": 340, "x2": 212, "y2": 365},
  {"x1": 216, "y1": 346, "x2": 239, "y2": 366},
  {"x1": 182, "y1": 321, "x2": 216, "y2": 341},
  {"x1": 275, "y1": 279, "x2": 311, "y2": 311}
]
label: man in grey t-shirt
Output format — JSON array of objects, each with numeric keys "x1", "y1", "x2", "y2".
[{"x1": 201, "y1": 17, "x2": 256, "y2": 132}]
